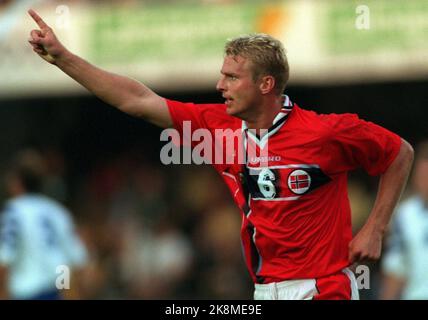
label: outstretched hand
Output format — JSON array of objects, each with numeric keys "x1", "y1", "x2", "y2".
[{"x1": 28, "y1": 9, "x2": 66, "y2": 64}]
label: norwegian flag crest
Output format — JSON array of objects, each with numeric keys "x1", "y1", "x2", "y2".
[{"x1": 287, "y1": 169, "x2": 311, "y2": 195}]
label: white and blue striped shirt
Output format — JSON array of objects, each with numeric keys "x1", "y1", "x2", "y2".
[
  {"x1": 382, "y1": 196, "x2": 428, "y2": 299},
  {"x1": 0, "y1": 194, "x2": 87, "y2": 299}
]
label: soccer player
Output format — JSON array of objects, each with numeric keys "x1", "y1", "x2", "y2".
[
  {"x1": 27, "y1": 9, "x2": 414, "y2": 300},
  {"x1": 0, "y1": 149, "x2": 88, "y2": 299},
  {"x1": 380, "y1": 141, "x2": 428, "y2": 300}
]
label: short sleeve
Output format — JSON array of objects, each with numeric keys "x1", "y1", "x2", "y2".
[
  {"x1": 326, "y1": 113, "x2": 401, "y2": 176},
  {"x1": 167, "y1": 99, "x2": 207, "y2": 135},
  {"x1": 165, "y1": 99, "x2": 235, "y2": 148},
  {"x1": 165, "y1": 99, "x2": 207, "y2": 149}
]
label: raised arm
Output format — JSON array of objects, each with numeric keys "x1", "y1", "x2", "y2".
[
  {"x1": 28, "y1": 9, "x2": 172, "y2": 128},
  {"x1": 348, "y1": 138, "x2": 414, "y2": 263}
]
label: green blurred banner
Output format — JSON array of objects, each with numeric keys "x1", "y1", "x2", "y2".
[
  {"x1": 325, "y1": 0, "x2": 428, "y2": 54},
  {"x1": 1, "y1": 0, "x2": 427, "y2": 98},
  {"x1": 87, "y1": 3, "x2": 260, "y2": 64}
]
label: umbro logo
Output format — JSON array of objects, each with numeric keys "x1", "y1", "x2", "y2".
[{"x1": 249, "y1": 156, "x2": 282, "y2": 164}]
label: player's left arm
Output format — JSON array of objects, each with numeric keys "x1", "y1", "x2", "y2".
[{"x1": 348, "y1": 139, "x2": 414, "y2": 263}]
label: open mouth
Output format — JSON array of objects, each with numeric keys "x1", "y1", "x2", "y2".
[{"x1": 225, "y1": 98, "x2": 234, "y2": 105}]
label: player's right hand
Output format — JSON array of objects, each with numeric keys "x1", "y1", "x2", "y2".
[{"x1": 28, "y1": 9, "x2": 66, "y2": 64}]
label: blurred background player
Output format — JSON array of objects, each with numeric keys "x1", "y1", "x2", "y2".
[
  {"x1": 0, "y1": 149, "x2": 88, "y2": 300},
  {"x1": 380, "y1": 140, "x2": 428, "y2": 300}
]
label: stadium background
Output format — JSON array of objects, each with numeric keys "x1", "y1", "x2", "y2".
[{"x1": 0, "y1": 0, "x2": 427, "y2": 299}]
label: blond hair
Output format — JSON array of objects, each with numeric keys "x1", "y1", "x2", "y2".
[{"x1": 224, "y1": 33, "x2": 289, "y2": 95}]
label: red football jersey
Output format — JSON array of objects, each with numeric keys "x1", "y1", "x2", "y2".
[{"x1": 166, "y1": 97, "x2": 401, "y2": 284}]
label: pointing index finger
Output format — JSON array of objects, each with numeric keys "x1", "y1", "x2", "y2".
[{"x1": 28, "y1": 9, "x2": 49, "y2": 29}]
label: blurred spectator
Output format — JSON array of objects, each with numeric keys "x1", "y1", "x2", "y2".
[
  {"x1": 119, "y1": 214, "x2": 194, "y2": 299},
  {"x1": 348, "y1": 178, "x2": 374, "y2": 234},
  {"x1": 380, "y1": 140, "x2": 428, "y2": 299},
  {"x1": 0, "y1": 149, "x2": 88, "y2": 299},
  {"x1": 193, "y1": 204, "x2": 252, "y2": 299},
  {"x1": 42, "y1": 146, "x2": 68, "y2": 203}
]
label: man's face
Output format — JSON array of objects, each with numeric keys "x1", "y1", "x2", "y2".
[{"x1": 216, "y1": 55, "x2": 262, "y2": 119}]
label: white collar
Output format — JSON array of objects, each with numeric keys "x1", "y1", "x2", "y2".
[{"x1": 242, "y1": 95, "x2": 294, "y2": 149}]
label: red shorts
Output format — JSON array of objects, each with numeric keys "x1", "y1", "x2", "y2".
[
  {"x1": 313, "y1": 268, "x2": 358, "y2": 300},
  {"x1": 254, "y1": 268, "x2": 359, "y2": 300}
]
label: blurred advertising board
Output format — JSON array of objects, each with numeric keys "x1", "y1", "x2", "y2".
[{"x1": 0, "y1": 0, "x2": 427, "y2": 98}]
